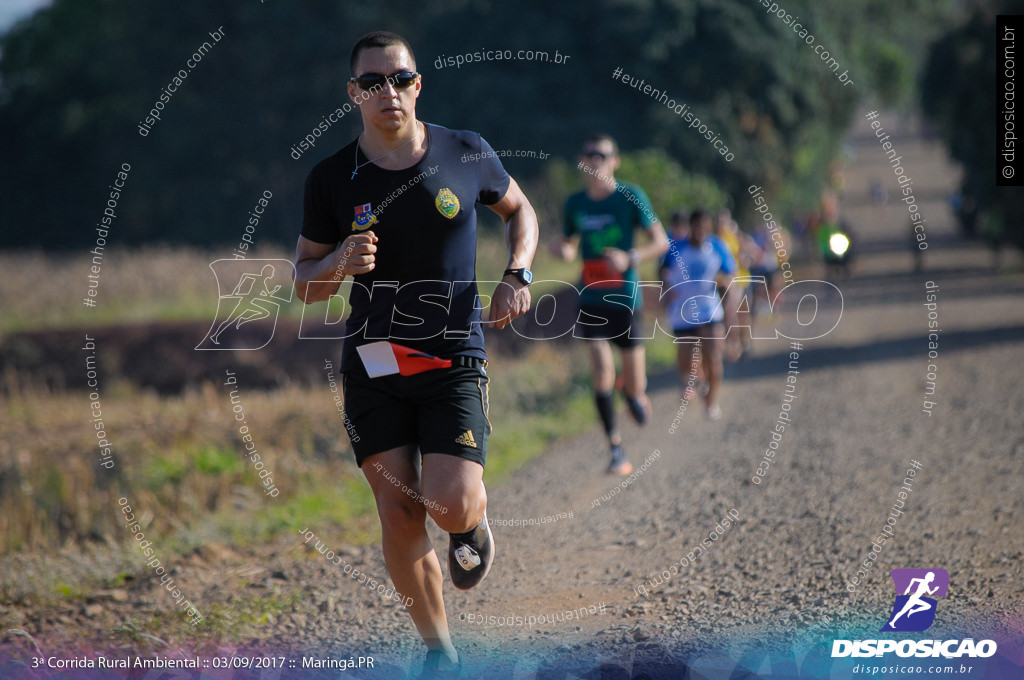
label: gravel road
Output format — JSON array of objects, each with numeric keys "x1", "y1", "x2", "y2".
[{"x1": 2, "y1": 115, "x2": 1022, "y2": 680}]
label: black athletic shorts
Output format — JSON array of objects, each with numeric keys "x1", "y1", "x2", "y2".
[
  {"x1": 342, "y1": 357, "x2": 491, "y2": 468},
  {"x1": 575, "y1": 302, "x2": 644, "y2": 349}
]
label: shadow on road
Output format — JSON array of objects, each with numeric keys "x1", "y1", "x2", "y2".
[{"x1": 649, "y1": 323, "x2": 1024, "y2": 392}]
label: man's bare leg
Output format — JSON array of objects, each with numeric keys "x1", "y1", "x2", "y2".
[
  {"x1": 362, "y1": 446, "x2": 457, "y2": 662},
  {"x1": 588, "y1": 340, "x2": 620, "y2": 445},
  {"x1": 621, "y1": 344, "x2": 651, "y2": 423},
  {"x1": 588, "y1": 340, "x2": 616, "y2": 393},
  {"x1": 621, "y1": 345, "x2": 647, "y2": 398},
  {"x1": 677, "y1": 340, "x2": 701, "y2": 400},
  {"x1": 588, "y1": 340, "x2": 634, "y2": 473},
  {"x1": 702, "y1": 333, "x2": 724, "y2": 417},
  {"x1": 421, "y1": 453, "x2": 487, "y2": 534}
]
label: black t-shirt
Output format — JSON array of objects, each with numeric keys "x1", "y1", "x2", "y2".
[{"x1": 302, "y1": 123, "x2": 510, "y2": 371}]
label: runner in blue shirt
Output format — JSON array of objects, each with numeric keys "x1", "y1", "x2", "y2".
[{"x1": 660, "y1": 209, "x2": 736, "y2": 420}]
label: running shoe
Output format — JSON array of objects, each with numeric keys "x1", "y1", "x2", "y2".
[
  {"x1": 705, "y1": 403, "x2": 722, "y2": 420},
  {"x1": 624, "y1": 393, "x2": 652, "y2": 426},
  {"x1": 448, "y1": 513, "x2": 494, "y2": 590},
  {"x1": 415, "y1": 649, "x2": 461, "y2": 679},
  {"x1": 607, "y1": 444, "x2": 634, "y2": 475}
]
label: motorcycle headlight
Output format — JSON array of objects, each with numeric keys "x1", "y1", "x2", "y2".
[{"x1": 828, "y1": 233, "x2": 850, "y2": 257}]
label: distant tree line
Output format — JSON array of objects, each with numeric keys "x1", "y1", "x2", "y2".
[
  {"x1": 0, "y1": 0, "x2": 959, "y2": 250},
  {"x1": 922, "y1": 0, "x2": 1024, "y2": 250}
]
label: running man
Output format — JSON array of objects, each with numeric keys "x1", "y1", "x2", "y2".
[
  {"x1": 210, "y1": 264, "x2": 282, "y2": 345},
  {"x1": 660, "y1": 209, "x2": 736, "y2": 419},
  {"x1": 887, "y1": 571, "x2": 939, "y2": 628},
  {"x1": 749, "y1": 221, "x2": 785, "y2": 321},
  {"x1": 817, "y1": 191, "x2": 853, "y2": 283},
  {"x1": 558, "y1": 134, "x2": 669, "y2": 475},
  {"x1": 714, "y1": 208, "x2": 759, "y2": 360},
  {"x1": 293, "y1": 31, "x2": 538, "y2": 679}
]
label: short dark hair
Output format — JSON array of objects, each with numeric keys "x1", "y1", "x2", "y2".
[
  {"x1": 350, "y1": 31, "x2": 417, "y2": 76},
  {"x1": 689, "y1": 209, "x2": 708, "y2": 226},
  {"x1": 580, "y1": 133, "x2": 619, "y2": 157}
]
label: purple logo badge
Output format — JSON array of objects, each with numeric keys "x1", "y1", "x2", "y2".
[{"x1": 881, "y1": 568, "x2": 949, "y2": 632}]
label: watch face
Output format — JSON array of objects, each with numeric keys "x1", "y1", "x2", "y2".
[{"x1": 506, "y1": 268, "x2": 533, "y2": 285}]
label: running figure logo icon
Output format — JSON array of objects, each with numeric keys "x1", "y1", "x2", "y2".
[
  {"x1": 196, "y1": 259, "x2": 295, "y2": 350},
  {"x1": 881, "y1": 568, "x2": 949, "y2": 632}
]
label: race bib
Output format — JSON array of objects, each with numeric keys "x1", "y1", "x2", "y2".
[{"x1": 582, "y1": 258, "x2": 623, "y2": 288}]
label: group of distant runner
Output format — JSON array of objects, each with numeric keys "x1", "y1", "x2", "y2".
[{"x1": 556, "y1": 134, "x2": 795, "y2": 474}]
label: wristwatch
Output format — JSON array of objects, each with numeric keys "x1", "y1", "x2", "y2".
[{"x1": 503, "y1": 267, "x2": 533, "y2": 286}]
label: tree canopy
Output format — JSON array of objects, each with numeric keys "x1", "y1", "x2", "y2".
[
  {"x1": 0, "y1": 0, "x2": 959, "y2": 249},
  {"x1": 921, "y1": 0, "x2": 1024, "y2": 249}
]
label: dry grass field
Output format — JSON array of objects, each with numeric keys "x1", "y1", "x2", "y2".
[{"x1": 0, "y1": 242, "x2": 614, "y2": 615}]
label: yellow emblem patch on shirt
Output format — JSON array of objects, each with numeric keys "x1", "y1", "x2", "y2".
[{"x1": 435, "y1": 187, "x2": 460, "y2": 219}]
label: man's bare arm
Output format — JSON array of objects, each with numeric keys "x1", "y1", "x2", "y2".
[
  {"x1": 485, "y1": 177, "x2": 538, "y2": 329},
  {"x1": 488, "y1": 177, "x2": 538, "y2": 272},
  {"x1": 293, "y1": 232, "x2": 378, "y2": 304},
  {"x1": 556, "y1": 235, "x2": 580, "y2": 261},
  {"x1": 604, "y1": 220, "x2": 670, "y2": 272},
  {"x1": 637, "y1": 220, "x2": 670, "y2": 262}
]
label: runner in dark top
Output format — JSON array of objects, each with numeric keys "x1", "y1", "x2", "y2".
[
  {"x1": 293, "y1": 31, "x2": 538, "y2": 679},
  {"x1": 558, "y1": 134, "x2": 668, "y2": 475}
]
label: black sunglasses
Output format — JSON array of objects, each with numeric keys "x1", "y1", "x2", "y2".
[
  {"x1": 581, "y1": 150, "x2": 609, "y2": 160},
  {"x1": 350, "y1": 71, "x2": 419, "y2": 91}
]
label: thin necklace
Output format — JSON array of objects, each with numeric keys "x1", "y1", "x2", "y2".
[{"x1": 350, "y1": 122, "x2": 423, "y2": 180}]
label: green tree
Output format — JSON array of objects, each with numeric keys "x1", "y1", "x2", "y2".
[
  {"x1": 0, "y1": 0, "x2": 959, "y2": 249},
  {"x1": 921, "y1": 1, "x2": 1024, "y2": 250},
  {"x1": 0, "y1": 1, "x2": 403, "y2": 249}
]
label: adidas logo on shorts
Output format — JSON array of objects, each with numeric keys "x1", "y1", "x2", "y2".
[{"x1": 455, "y1": 430, "x2": 477, "y2": 448}]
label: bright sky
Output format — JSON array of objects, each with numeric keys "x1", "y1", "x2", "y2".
[{"x1": 0, "y1": 0, "x2": 51, "y2": 34}]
